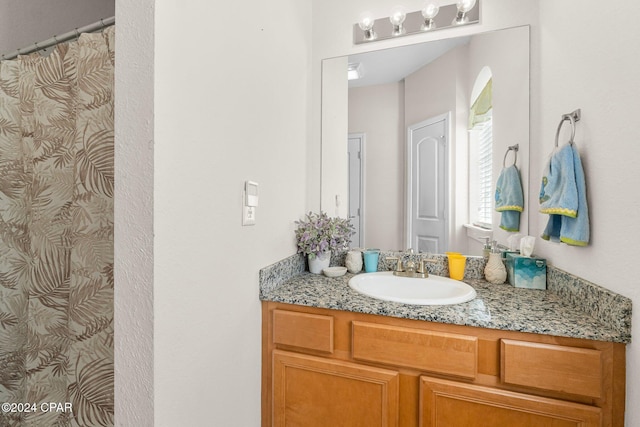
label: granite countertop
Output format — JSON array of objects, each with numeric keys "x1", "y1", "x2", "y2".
[{"x1": 260, "y1": 270, "x2": 630, "y2": 344}]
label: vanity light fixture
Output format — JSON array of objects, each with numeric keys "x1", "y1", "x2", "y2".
[
  {"x1": 453, "y1": 0, "x2": 477, "y2": 25},
  {"x1": 421, "y1": 2, "x2": 440, "y2": 30},
  {"x1": 347, "y1": 63, "x2": 363, "y2": 80},
  {"x1": 353, "y1": 0, "x2": 480, "y2": 44},
  {"x1": 389, "y1": 6, "x2": 407, "y2": 36}
]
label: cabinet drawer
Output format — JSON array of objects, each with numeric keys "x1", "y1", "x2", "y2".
[
  {"x1": 272, "y1": 309, "x2": 333, "y2": 353},
  {"x1": 352, "y1": 321, "x2": 477, "y2": 379},
  {"x1": 501, "y1": 339, "x2": 602, "y2": 398}
]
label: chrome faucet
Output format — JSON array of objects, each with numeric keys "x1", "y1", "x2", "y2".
[
  {"x1": 386, "y1": 249, "x2": 437, "y2": 278},
  {"x1": 403, "y1": 248, "x2": 417, "y2": 273}
]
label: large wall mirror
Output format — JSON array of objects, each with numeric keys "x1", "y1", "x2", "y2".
[{"x1": 321, "y1": 25, "x2": 530, "y2": 255}]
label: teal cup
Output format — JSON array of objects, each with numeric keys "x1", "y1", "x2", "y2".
[{"x1": 363, "y1": 249, "x2": 380, "y2": 273}]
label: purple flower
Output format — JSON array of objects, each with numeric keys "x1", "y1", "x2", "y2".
[{"x1": 295, "y1": 211, "x2": 356, "y2": 257}]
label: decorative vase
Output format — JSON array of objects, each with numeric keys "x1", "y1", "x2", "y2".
[
  {"x1": 308, "y1": 251, "x2": 331, "y2": 274},
  {"x1": 345, "y1": 250, "x2": 363, "y2": 273},
  {"x1": 484, "y1": 252, "x2": 507, "y2": 284}
]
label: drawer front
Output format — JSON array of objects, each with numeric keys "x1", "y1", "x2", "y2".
[
  {"x1": 352, "y1": 321, "x2": 477, "y2": 379},
  {"x1": 501, "y1": 339, "x2": 602, "y2": 398},
  {"x1": 272, "y1": 309, "x2": 334, "y2": 353}
]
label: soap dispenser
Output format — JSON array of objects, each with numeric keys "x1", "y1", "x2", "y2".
[{"x1": 482, "y1": 238, "x2": 491, "y2": 259}]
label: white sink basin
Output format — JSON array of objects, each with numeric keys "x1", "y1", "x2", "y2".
[{"x1": 348, "y1": 271, "x2": 476, "y2": 305}]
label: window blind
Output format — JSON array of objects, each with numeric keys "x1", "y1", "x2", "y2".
[{"x1": 475, "y1": 114, "x2": 493, "y2": 227}]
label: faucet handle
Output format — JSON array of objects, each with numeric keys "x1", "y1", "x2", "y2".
[
  {"x1": 417, "y1": 257, "x2": 438, "y2": 274},
  {"x1": 385, "y1": 256, "x2": 403, "y2": 272}
]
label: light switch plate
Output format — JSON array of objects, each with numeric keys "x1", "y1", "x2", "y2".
[{"x1": 245, "y1": 181, "x2": 259, "y2": 207}]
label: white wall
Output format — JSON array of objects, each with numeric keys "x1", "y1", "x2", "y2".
[
  {"x1": 533, "y1": 2, "x2": 640, "y2": 425},
  {"x1": 312, "y1": 0, "x2": 640, "y2": 425},
  {"x1": 321, "y1": 57, "x2": 349, "y2": 218},
  {"x1": 154, "y1": 0, "x2": 311, "y2": 426},
  {"x1": 349, "y1": 82, "x2": 404, "y2": 249},
  {"x1": 152, "y1": 1, "x2": 312, "y2": 425},
  {"x1": 114, "y1": 0, "x2": 155, "y2": 423},
  {"x1": 115, "y1": 0, "x2": 312, "y2": 426}
]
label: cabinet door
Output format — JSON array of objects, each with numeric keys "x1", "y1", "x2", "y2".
[
  {"x1": 420, "y1": 377, "x2": 601, "y2": 427},
  {"x1": 273, "y1": 350, "x2": 399, "y2": 427}
]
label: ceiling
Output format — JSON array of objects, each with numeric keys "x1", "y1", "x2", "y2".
[{"x1": 348, "y1": 36, "x2": 471, "y2": 88}]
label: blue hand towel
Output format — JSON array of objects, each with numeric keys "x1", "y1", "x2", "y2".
[
  {"x1": 495, "y1": 165, "x2": 524, "y2": 232},
  {"x1": 539, "y1": 143, "x2": 589, "y2": 246}
]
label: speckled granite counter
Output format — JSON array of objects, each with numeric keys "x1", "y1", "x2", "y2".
[{"x1": 259, "y1": 253, "x2": 632, "y2": 344}]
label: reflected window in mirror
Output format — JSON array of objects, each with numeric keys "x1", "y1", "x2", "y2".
[{"x1": 469, "y1": 67, "x2": 493, "y2": 229}]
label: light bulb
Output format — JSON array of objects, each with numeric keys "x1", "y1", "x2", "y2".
[
  {"x1": 422, "y1": 2, "x2": 439, "y2": 19},
  {"x1": 456, "y1": 0, "x2": 477, "y2": 13},
  {"x1": 389, "y1": 6, "x2": 407, "y2": 36},
  {"x1": 454, "y1": 0, "x2": 477, "y2": 24},
  {"x1": 358, "y1": 11, "x2": 375, "y2": 31},
  {"x1": 358, "y1": 11, "x2": 377, "y2": 40},
  {"x1": 421, "y1": 2, "x2": 439, "y2": 30}
]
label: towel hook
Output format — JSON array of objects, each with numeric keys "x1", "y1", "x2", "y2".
[
  {"x1": 503, "y1": 144, "x2": 519, "y2": 168},
  {"x1": 555, "y1": 109, "x2": 581, "y2": 147}
]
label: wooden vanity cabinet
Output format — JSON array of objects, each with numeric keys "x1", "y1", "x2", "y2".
[{"x1": 262, "y1": 302, "x2": 626, "y2": 427}]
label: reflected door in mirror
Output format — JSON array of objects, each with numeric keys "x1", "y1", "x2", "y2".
[
  {"x1": 348, "y1": 134, "x2": 364, "y2": 247},
  {"x1": 407, "y1": 114, "x2": 448, "y2": 253}
]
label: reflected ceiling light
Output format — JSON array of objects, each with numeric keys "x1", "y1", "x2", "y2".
[
  {"x1": 353, "y1": 0, "x2": 480, "y2": 44},
  {"x1": 389, "y1": 6, "x2": 407, "y2": 36},
  {"x1": 358, "y1": 11, "x2": 377, "y2": 41},
  {"x1": 347, "y1": 63, "x2": 363, "y2": 80},
  {"x1": 454, "y1": 0, "x2": 477, "y2": 25},
  {"x1": 421, "y1": 1, "x2": 440, "y2": 31}
]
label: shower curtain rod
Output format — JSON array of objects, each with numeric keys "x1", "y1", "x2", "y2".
[{"x1": 1, "y1": 15, "x2": 115, "y2": 61}]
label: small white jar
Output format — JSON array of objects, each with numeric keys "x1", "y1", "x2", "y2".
[{"x1": 345, "y1": 250, "x2": 363, "y2": 273}]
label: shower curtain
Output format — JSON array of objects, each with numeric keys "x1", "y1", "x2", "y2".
[{"x1": 0, "y1": 26, "x2": 114, "y2": 427}]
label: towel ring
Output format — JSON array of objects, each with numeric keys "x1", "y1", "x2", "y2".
[
  {"x1": 503, "y1": 144, "x2": 519, "y2": 168},
  {"x1": 555, "y1": 109, "x2": 581, "y2": 147}
]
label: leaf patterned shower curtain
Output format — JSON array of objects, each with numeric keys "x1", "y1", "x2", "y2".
[{"x1": 0, "y1": 26, "x2": 114, "y2": 427}]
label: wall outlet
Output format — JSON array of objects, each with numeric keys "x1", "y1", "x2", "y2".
[{"x1": 242, "y1": 205, "x2": 256, "y2": 226}]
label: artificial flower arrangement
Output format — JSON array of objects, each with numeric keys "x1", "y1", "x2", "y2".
[{"x1": 295, "y1": 211, "x2": 355, "y2": 259}]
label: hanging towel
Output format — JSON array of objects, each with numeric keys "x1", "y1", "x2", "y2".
[
  {"x1": 495, "y1": 165, "x2": 524, "y2": 232},
  {"x1": 539, "y1": 143, "x2": 589, "y2": 246}
]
